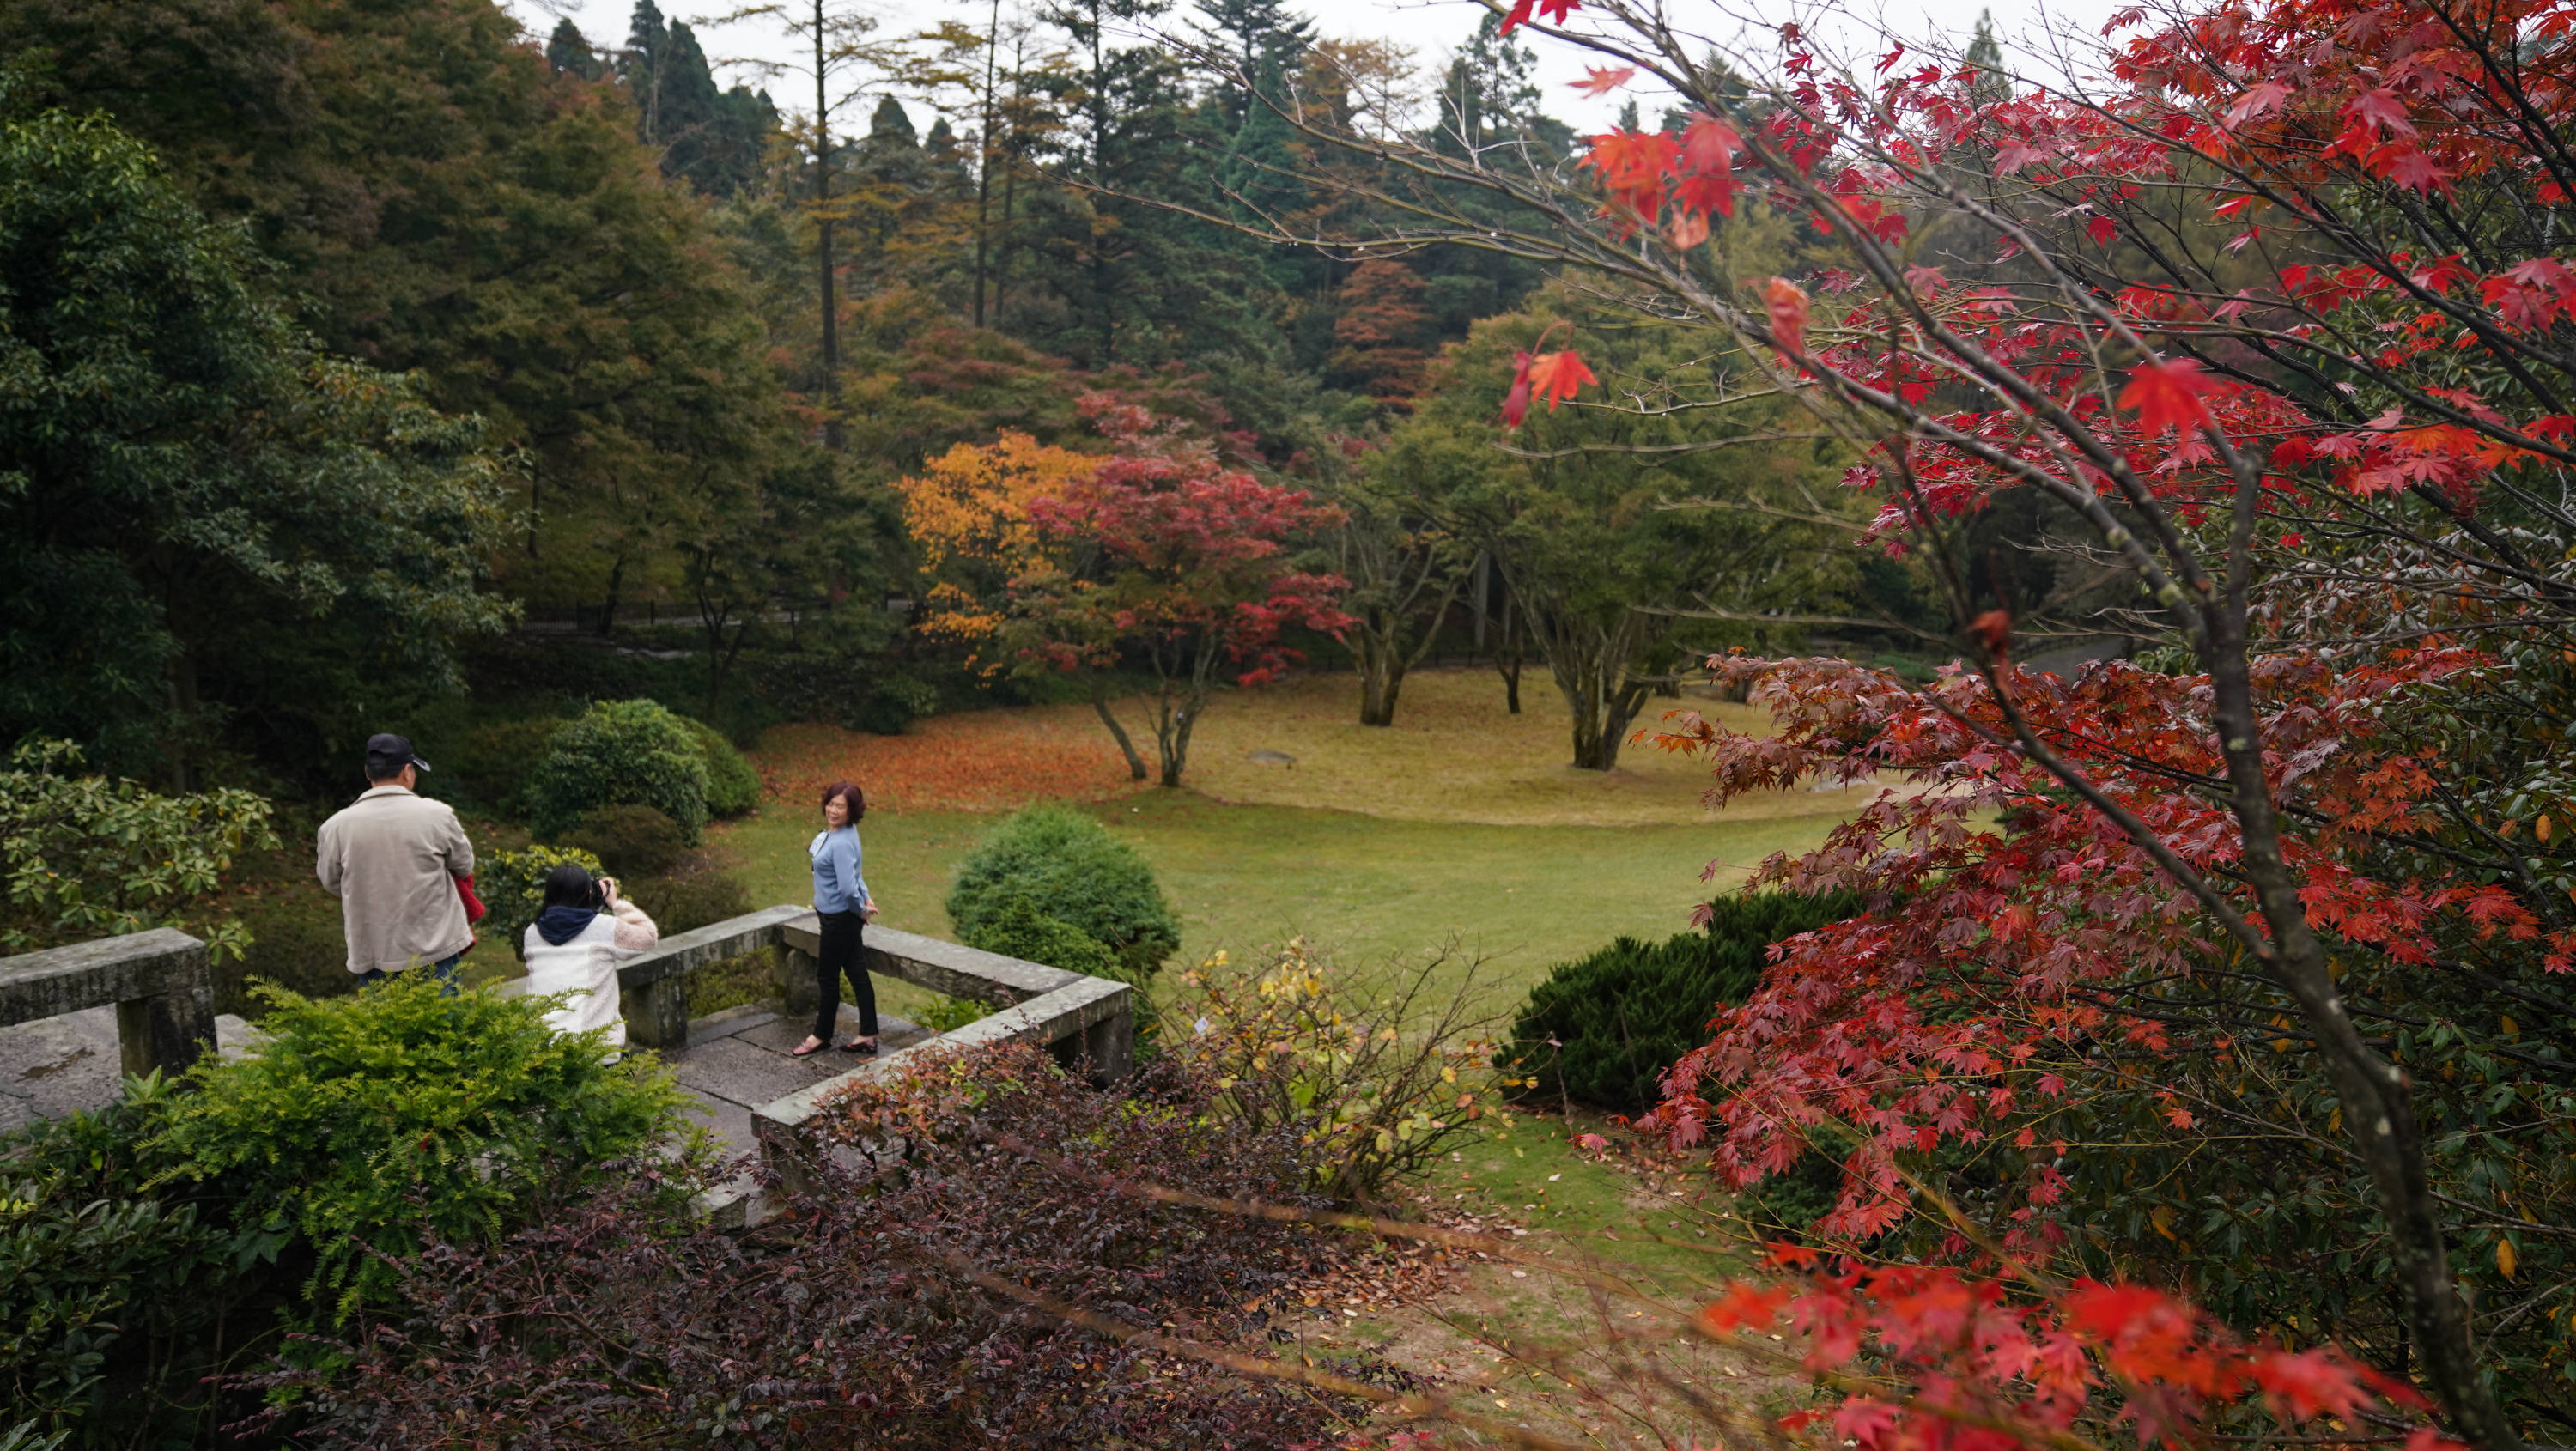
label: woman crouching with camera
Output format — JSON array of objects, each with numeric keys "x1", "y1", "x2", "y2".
[{"x1": 524, "y1": 863, "x2": 659, "y2": 1059}]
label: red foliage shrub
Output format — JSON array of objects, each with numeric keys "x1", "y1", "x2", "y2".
[{"x1": 262, "y1": 1044, "x2": 1386, "y2": 1448}]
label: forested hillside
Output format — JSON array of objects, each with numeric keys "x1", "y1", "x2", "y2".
[{"x1": 6, "y1": 0, "x2": 1826, "y2": 794}]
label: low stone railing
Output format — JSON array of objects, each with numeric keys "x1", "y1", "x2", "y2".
[
  {"x1": 610, "y1": 908, "x2": 1136, "y2": 1217},
  {"x1": 0, "y1": 928, "x2": 218, "y2": 1078},
  {"x1": 2, "y1": 910, "x2": 1133, "y2": 1223}
]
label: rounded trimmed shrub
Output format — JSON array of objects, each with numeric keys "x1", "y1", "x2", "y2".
[
  {"x1": 525, "y1": 700, "x2": 711, "y2": 845},
  {"x1": 960, "y1": 895, "x2": 1123, "y2": 980},
  {"x1": 1506, "y1": 890, "x2": 1865, "y2": 1114},
  {"x1": 683, "y1": 717, "x2": 762, "y2": 818},
  {"x1": 945, "y1": 805, "x2": 1180, "y2": 980},
  {"x1": 562, "y1": 804, "x2": 690, "y2": 877}
]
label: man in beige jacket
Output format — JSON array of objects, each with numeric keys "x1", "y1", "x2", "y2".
[{"x1": 316, "y1": 733, "x2": 476, "y2": 993}]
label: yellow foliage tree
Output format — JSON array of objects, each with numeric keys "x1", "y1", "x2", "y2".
[{"x1": 893, "y1": 431, "x2": 1097, "y2": 653}]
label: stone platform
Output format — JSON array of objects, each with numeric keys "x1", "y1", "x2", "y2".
[
  {"x1": 0, "y1": 1005, "x2": 258, "y2": 1133},
  {"x1": 665, "y1": 999, "x2": 940, "y2": 1159}
]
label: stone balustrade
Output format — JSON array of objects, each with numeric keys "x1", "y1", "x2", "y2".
[
  {"x1": 4, "y1": 909, "x2": 1132, "y2": 1225},
  {"x1": 605, "y1": 908, "x2": 1136, "y2": 1219},
  {"x1": 0, "y1": 927, "x2": 217, "y2": 1078}
]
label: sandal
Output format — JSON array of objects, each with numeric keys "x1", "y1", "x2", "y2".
[
  {"x1": 791, "y1": 1035, "x2": 828, "y2": 1058},
  {"x1": 838, "y1": 1036, "x2": 879, "y2": 1055}
]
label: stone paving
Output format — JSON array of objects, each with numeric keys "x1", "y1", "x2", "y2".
[
  {"x1": 0, "y1": 1005, "x2": 258, "y2": 1132},
  {"x1": 665, "y1": 999, "x2": 939, "y2": 1159}
]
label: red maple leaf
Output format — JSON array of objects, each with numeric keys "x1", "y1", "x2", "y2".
[
  {"x1": 2117, "y1": 357, "x2": 2217, "y2": 433},
  {"x1": 1569, "y1": 65, "x2": 1634, "y2": 97},
  {"x1": 1496, "y1": 0, "x2": 1536, "y2": 33},
  {"x1": 1525, "y1": 349, "x2": 1596, "y2": 411},
  {"x1": 1966, "y1": 609, "x2": 2014, "y2": 660},
  {"x1": 1500, "y1": 351, "x2": 1536, "y2": 428},
  {"x1": 2342, "y1": 87, "x2": 2416, "y2": 137},
  {"x1": 1764, "y1": 277, "x2": 1810, "y2": 356},
  {"x1": 1698, "y1": 1281, "x2": 1790, "y2": 1333}
]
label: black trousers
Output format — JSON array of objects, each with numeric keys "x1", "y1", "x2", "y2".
[{"x1": 813, "y1": 908, "x2": 878, "y2": 1041}]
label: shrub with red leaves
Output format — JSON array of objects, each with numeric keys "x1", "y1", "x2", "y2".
[{"x1": 261, "y1": 1044, "x2": 1383, "y2": 1449}]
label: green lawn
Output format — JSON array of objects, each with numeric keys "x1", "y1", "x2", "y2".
[{"x1": 709, "y1": 788, "x2": 1844, "y2": 1019}]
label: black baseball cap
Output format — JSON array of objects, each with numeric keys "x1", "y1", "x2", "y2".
[{"x1": 364, "y1": 732, "x2": 432, "y2": 779}]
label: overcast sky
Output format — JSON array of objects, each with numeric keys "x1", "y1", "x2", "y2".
[{"x1": 501, "y1": 0, "x2": 2121, "y2": 137}]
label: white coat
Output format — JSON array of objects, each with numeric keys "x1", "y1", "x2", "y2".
[{"x1": 520, "y1": 899, "x2": 658, "y2": 1053}]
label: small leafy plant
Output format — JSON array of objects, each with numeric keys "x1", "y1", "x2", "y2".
[
  {"x1": 1166, "y1": 939, "x2": 1515, "y2": 1205},
  {"x1": 479, "y1": 843, "x2": 607, "y2": 960},
  {"x1": 0, "y1": 738, "x2": 277, "y2": 959},
  {"x1": 146, "y1": 973, "x2": 690, "y2": 1319}
]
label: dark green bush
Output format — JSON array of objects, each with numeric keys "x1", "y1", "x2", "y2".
[
  {"x1": 683, "y1": 717, "x2": 762, "y2": 817},
  {"x1": 1507, "y1": 890, "x2": 1864, "y2": 1115},
  {"x1": 482, "y1": 844, "x2": 609, "y2": 961},
  {"x1": 562, "y1": 804, "x2": 690, "y2": 877},
  {"x1": 446, "y1": 714, "x2": 565, "y2": 815},
  {"x1": 946, "y1": 806, "x2": 1181, "y2": 980},
  {"x1": 525, "y1": 699, "x2": 711, "y2": 845},
  {"x1": 222, "y1": 889, "x2": 353, "y2": 1015},
  {"x1": 0, "y1": 1075, "x2": 246, "y2": 1441},
  {"x1": 628, "y1": 865, "x2": 751, "y2": 936},
  {"x1": 959, "y1": 895, "x2": 1122, "y2": 980}
]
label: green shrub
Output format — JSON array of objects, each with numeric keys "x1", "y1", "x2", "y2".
[
  {"x1": 0, "y1": 1076, "x2": 239, "y2": 1440},
  {"x1": 147, "y1": 974, "x2": 688, "y2": 1319},
  {"x1": 482, "y1": 844, "x2": 608, "y2": 961},
  {"x1": 524, "y1": 699, "x2": 710, "y2": 845},
  {"x1": 683, "y1": 717, "x2": 762, "y2": 817},
  {"x1": 562, "y1": 804, "x2": 690, "y2": 877},
  {"x1": 629, "y1": 865, "x2": 751, "y2": 936},
  {"x1": 0, "y1": 738, "x2": 276, "y2": 960},
  {"x1": 959, "y1": 895, "x2": 1122, "y2": 980},
  {"x1": 946, "y1": 805, "x2": 1180, "y2": 980},
  {"x1": 912, "y1": 993, "x2": 986, "y2": 1033},
  {"x1": 1506, "y1": 890, "x2": 1865, "y2": 1115}
]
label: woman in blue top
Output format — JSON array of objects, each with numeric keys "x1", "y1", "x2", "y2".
[{"x1": 793, "y1": 779, "x2": 878, "y2": 1057}]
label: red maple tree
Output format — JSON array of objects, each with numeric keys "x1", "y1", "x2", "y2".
[
  {"x1": 1000, "y1": 396, "x2": 1352, "y2": 787},
  {"x1": 1238, "y1": 0, "x2": 2576, "y2": 1445}
]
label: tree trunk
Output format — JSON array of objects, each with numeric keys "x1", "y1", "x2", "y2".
[
  {"x1": 599, "y1": 555, "x2": 626, "y2": 638},
  {"x1": 1090, "y1": 676, "x2": 1147, "y2": 781},
  {"x1": 1493, "y1": 603, "x2": 1523, "y2": 714},
  {"x1": 812, "y1": 0, "x2": 841, "y2": 452},
  {"x1": 972, "y1": 0, "x2": 999, "y2": 327},
  {"x1": 1358, "y1": 652, "x2": 1406, "y2": 727},
  {"x1": 1154, "y1": 634, "x2": 1219, "y2": 786}
]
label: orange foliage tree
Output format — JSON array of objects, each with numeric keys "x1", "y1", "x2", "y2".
[
  {"x1": 896, "y1": 428, "x2": 1102, "y2": 654},
  {"x1": 896, "y1": 398, "x2": 1351, "y2": 786}
]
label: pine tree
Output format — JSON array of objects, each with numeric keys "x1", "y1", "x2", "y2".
[
  {"x1": 547, "y1": 18, "x2": 605, "y2": 81},
  {"x1": 623, "y1": 4, "x2": 766, "y2": 197},
  {"x1": 1194, "y1": 0, "x2": 1315, "y2": 130}
]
